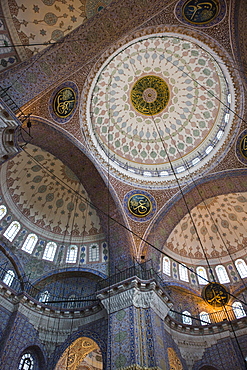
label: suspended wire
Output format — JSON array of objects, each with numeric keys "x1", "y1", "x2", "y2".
[{"x1": 19, "y1": 146, "x2": 247, "y2": 307}]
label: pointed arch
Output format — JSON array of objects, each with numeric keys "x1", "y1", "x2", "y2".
[
  {"x1": 3, "y1": 221, "x2": 21, "y2": 242},
  {"x1": 235, "y1": 259, "x2": 247, "y2": 278},
  {"x1": 163, "y1": 257, "x2": 171, "y2": 276},
  {"x1": 215, "y1": 265, "x2": 230, "y2": 284},
  {"x1": 89, "y1": 244, "x2": 99, "y2": 262},
  {"x1": 196, "y1": 266, "x2": 208, "y2": 285},
  {"x1": 3, "y1": 269, "x2": 15, "y2": 286},
  {"x1": 179, "y1": 264, "x2": 189, "y2": 282},
  {"x1": 22, "y1": 234, "x2": 38, "y2": 254},
  {"x1": 200, "y1": 311, "x2": 211, "y2": 325},
  {"x1": 0, "y1": 205, "x2": 7, "y2": 220},
  {"x1": 232, "y1": 301, "x2": 246, "y2": 319},
  {"x1": 182, "y1": 310, "x2": 192, "y2": 325},
  {"x1": 43, "y1": 242, "x2": 57, "y2": 261},
  {"x1": 66, "y1": 245, "x2": 78, "y2": 263},
  {"x1": 39, "y1": 291, "x2": 50, "y2": 304}
]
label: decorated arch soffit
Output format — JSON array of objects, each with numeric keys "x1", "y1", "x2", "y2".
[{"x1": 81, "y1": 26, "x2": 242, "y2": 188}]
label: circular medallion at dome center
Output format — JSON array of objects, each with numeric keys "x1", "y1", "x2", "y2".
[{"x1": 131, "y1": 75, "x2": 170, "y2": 116}]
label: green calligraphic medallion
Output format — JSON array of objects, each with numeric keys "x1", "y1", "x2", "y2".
[
  {"x1": 53, "y1": 87, "x2": 76, "y2": 118},
  {"x1": 240, "y1": 135, "x2": 247, "y2": 159},
  {"x1": 128, "y1": 194, "x2": 152, "y2": 218},
  {"x1": 183, "y1": 0, "x2": 219, "y2": 24},
  {"x1": 202, "y1": 282, "x2": 229, "y2": 307},
  {"x1": 130, "y1": 75, "x2": 170, "y2": 116}
]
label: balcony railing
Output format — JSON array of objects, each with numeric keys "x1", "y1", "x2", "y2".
[{"x1": 169, "y1": 307, "x2": 247, "y2": 326}]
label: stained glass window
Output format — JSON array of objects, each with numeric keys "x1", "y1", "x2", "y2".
[
  {"x1": 3, "y1": 221, "x2": 21, "y2": 241},
  {"x1": 89, "y1": 244, "x2": 99, "y2": 262},
  {"x1": 3, "y1": 269, "x2": 15, "y2": 286},
  {"x1": 66, "y1": 245, "x2": 78, "y2": 263},
  {"x1": 22, "y1": 234, "x2": 38, "y2": 254},
  {"x1": 215, "y1": 265, "x2": 230, "y2": 284},
  {"x1": 43, "y1": 242, "x2": 57, "y2": 261}
]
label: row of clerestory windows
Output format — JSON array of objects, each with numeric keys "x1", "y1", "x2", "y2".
[
  {"x1": 163, "y1": 257, "x2": 247, "y2": 284},
  {"x1": 2, "y1": 220, "x2": 103, "y2": 263}
]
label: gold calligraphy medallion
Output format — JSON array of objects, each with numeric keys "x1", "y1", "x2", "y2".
[
  {"x1": 128, "y1": 194, "x2": 152, "y2": 218},
  {"x1": 182, "y1": 0, "x2": 219, "y2": 24},
  {"x1": 202, "y1": 282, "x2": 229, "y2": 307},
  {"x1": 130, "y1": 75, "x2": 170, "y2": 116},
  {"x1": 240, "y1": 135, "x2": 247, "y2": 159},
  {"x1": 53, "y1": 87, "x2": 76, "y2": 118}
]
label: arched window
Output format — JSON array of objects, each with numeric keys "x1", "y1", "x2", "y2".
[
  {"x1": 67, "y1": 294, "x2": 76, "y2": 308},
  {"x1": 182, "y1": 310, "x2": 192, "y2": 325},
  {"x1": 89, "y1": 244, "x2": 99, "y2": 262},
  {"x1": 39, "y1": 291, "x2": 50, "y2": 303},
  {"x1": 235, "y1": 259, "x2": 247, "y2": 278},
  {"x1": 3, "y1": 221, "x2": 21, "y2": 241},
  {"x1": 18, "y1": 353, "x2": 34, "y2": 370},
  {"x1": 200, "y1": 311, "x2": 211, "y2": 325},
  {"x1": 215, "y1": 265, "x2": 230, "y2": 284},
  {"x1": 66, "y1": 245, "x2": 78, "y2": 263},
  {"x1": 22, "y1": 234, "x2": 38, "y2": 254},
  {"x1": 3, "y1": 270, "x2": 15, "y2": 286},
  {"x1": 163, "y1": 257, "x2": 171, "y2": 276},
  {"x1": 232, "y1": 301, "x2": 246, "y2": 319},
  {"x1": 0, "y1": 205, "x2": 7, "y2": 220},
  {"x1": 196, "y1": 266, "x2": 208, "y2": 285},
  {"x1": 179, "y1": 264, "x2": 189, "y2": 282},
  {"x1": 43, "y1": 242, "x2": 57, "y2": 261}
]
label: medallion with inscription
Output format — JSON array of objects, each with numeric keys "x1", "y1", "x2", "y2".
[
  {"x1": 130, "y1": 75, "x2": 169, "y2": 116},
  {"x1": 240, "y1": 135, "x2": 247, "y2": 160},
  {"x1": 128, "y1": 194, "x2": 152, "y2": 218},
  {"x1": 202, "y1": 282, "x2": 229, "y2": 307},
  {"x1": 53, "y1": 87, "x2": 76, "y2": 118},
  {"x1": 183, "y1": 0, "x2": 219, "y2": 24}
]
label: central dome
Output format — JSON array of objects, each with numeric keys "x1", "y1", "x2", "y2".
[{"x1": 83, "y1": 32, "x2": 235, "y2": 187}]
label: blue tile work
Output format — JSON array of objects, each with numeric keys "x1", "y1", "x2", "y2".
[
  {"x1": 107, "y1": 307, "x2": 132, "y2": 369},
  {"x1": 34, "y1": 274, "x2": 98, "y2": 300},
  {"x1": 49, "y1": 317, "x2": 108, "y2": 369},
  {"x1": 0, "y1": 305, "x2": 11, "y2": 341},
  {"x1": 151, "y1": 311, "x2": 188, "y2": 370},
  {"x1": 0, "y1": 312, "x2": 46, "y2": 370},
  {"x1": 107, "y1": 306, "x2": 158, "y2": 369},
  {"x1": 193, "y1": 337, "x2": 247, "y2": 370}
]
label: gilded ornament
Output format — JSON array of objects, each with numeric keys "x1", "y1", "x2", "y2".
[
  {"x1": 53, "y1": 87, "x2": 76, "y2": 118},
  {"x1": 182, "y1": 0, "x2": 219, "y2": 24},
  {"x1": 240, "y1": 134, "x2": 247, "y2": 159},
  {"x1": 130, "y1": 75, "x2": 169, "y2": 116},
  {"x1": 128, "y1": 194, "x2": 152, "y2": 218},
  {"x1": 202, "y1": 282, "x2": 229, "y2": 307}
]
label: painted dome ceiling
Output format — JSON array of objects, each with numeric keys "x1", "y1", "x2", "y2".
[
  {"x1": 0, "y1": 144, "x2": 104, "y2": 243},
  {"x1": 164, "y1": 192, "x2": 247, "y2": 264},
  {"x1": 83, "y1": 33, "x2": 236, "y2": 187}
]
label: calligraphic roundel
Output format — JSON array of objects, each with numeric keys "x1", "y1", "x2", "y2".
[
  {"x1": 49, "y1": 81, "x2": 79, "y2": 124},
  {"x1": 124, "y1": 190, "x2": 157, "y2": 222},
  {"x1": 202, "y1": 282, "x2": 229, "y2": 307}
]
